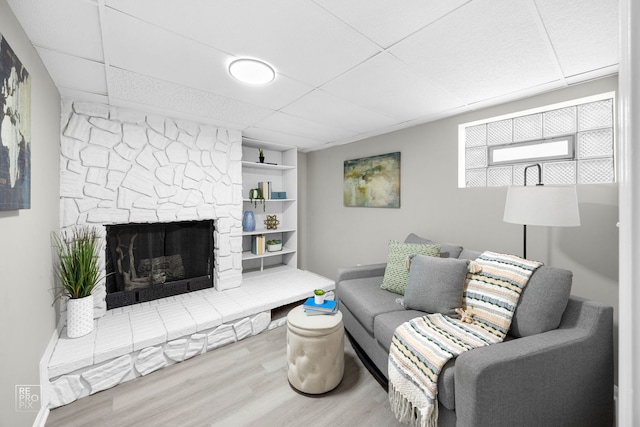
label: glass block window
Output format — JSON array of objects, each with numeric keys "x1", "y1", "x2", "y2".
[{"x1": 460, "y1": 93, "x2": 615, "y2": 188}]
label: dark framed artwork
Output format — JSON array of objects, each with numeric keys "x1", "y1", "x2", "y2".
[
  {"x1": 0, "y1": 32, "x2": 31, "y2": 211},
  {"x1": 344, "y1": 152, "x2": 400, "y2": 208}
]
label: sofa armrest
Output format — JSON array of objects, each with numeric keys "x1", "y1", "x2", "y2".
[
  {"x1": 454, "y1": 299, "x2": 613, "y2": 427},
  {"x1": 335, "y1": 263, "x2": 387, "y2": 283}
]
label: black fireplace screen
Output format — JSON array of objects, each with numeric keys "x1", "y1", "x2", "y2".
[{"x1": 105, "y1": 220, "x2": 214, "y2": 309}]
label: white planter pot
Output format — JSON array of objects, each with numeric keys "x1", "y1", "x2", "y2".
[
  {"x1": 67, "y1": 295, "x2": 94, "y2": 338},
  {"x1": 267, "y1": 243, "x2": 282, "y2": 252},
  {"x1": 314, "y1": 295, "x2": 325, "y2": 305}
]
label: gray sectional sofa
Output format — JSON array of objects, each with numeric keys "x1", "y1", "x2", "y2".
[{"x1": 335, "y1": 234, "x2": 614, "y2": 427}]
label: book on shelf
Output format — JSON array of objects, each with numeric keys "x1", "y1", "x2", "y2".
[
  {"x1": 251, "y1": 235, "x2": 266, "y2": 255},
  {"x1": 303, "y1": 297, "x2": 337, "y2": 313},
  {"x1": 258, "y1": 181, "x2": 271, "y2": 200}
]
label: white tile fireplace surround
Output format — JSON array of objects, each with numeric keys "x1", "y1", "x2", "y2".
[
  {"x1": 47, "y1": 268, "x2": 334, "y2": 409},
  {"x1": 59, "y1": 100, "x2": 244, "y2": 320}
]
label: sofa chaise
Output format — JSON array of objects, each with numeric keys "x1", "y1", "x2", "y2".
[{"x1": 335, "y1": 234, "x2": 614, "y2": 427}]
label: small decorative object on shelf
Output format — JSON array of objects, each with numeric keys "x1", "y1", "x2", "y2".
[
  {"x1": 242, "y1": 210, "x2": 256, "y2": 232},
  {"x1": 266, "y1": 239, "x2": 282, "y2": 252},
  {"x1": 264, "y1": 214, "x2": 280, "y2": 230},
  {"x1": 271, "y1": 191, "x2": 287, "y2": 199},
  {"x1": 249, "y1": 188, "x2": 265, "y2": 211},
  {"x1": 314, "y1": 289, "x2": 325, "y2": 305},
  {"x1": 259, "y1": 148, "x2": 265, "y2": 163}
]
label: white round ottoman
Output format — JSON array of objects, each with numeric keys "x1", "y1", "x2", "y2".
[{"x1": 286, "y1": 304, "x2": 344, "y2": 394}]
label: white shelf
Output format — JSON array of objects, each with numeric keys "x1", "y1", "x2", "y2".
[
  {"x1": 242, "y1": 161, "x2": 295, "y2": 171},
  {"x1": 242, "y1": 199, "x2": 296, "y2": 203},
  {"x1": 241, "y1": 144, "x2": 297, "y2": 274},
  {"x1": 242, "y1": 228, "x2": 295, "y2": 236},
  {"x1": 242, "y1": 247, "x2": 296, "y2": 261}
]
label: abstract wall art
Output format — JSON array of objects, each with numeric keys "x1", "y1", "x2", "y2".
[
  {"x1": 0, "y1": 32, "x2": 31, "y2": 211},
  {"x1": 344, "y1": 152, "x2": 400, "y2": 208}
]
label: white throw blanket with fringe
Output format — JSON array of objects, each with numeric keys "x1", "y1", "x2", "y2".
[{"x1": 388, "y1": 251, "x2": 542, "y2": 427}]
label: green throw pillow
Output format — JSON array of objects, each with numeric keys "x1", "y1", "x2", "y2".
[{"x1": 381, "y1": 240, "x2": 440, "y2": 295}]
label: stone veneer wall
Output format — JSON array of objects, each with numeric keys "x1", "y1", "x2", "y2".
[
  {"x1": 48, "y1": 312, "x2": 283, "y2": 408},
  {"x1": 59, "y1": 100, "x2": 243, "y2": 320}
]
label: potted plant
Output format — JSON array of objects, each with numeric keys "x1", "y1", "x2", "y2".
[
  {"x1": 259, "y1": 148, "x2": 265, "y2": 163},
  {"x1": 52, "y1": 226, "x2": 103, "y2": 338},
  {"x1": 314, "y1": 289, "x2": 325, "y2": 305},
  {"x1": 249, "y1": 188, "x2": 265, "y2": 211},
  {"x1": 266, "y1": 239, "x2": 282, "y2": 252}
]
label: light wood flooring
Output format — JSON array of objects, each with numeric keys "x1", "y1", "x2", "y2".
[{"x1": 45, "y1": 321, "x2": 403, "y2": 427}]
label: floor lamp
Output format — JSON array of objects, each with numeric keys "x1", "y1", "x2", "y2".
[{"x1": 503, "y1": 163, "x2": 581, "y2": 259}]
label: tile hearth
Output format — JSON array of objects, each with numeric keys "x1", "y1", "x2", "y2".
[{"x1": 46, "y1": 267, "x2": 334, "y2": 408}]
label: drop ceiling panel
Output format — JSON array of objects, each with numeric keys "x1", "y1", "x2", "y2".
[
  {"x1": 104, "y1": 8, "x2": 312, "y2": 110},
  {"x1": 59, "y1": 88, "x2": 109, "y2": 106},
  {"x1": 6, "y1": 0, "x2": 620, "y2": 152},
  {"x1": 253, "y1": 112, "x2": 358, "y2": 142},
  {"x1": 390, "y1": 0, "x2": 562, "y2": 104},
  {"x1": 105, "y1": 0, "x2": 381, "y2": 87},
  {"x1": 7, "y1": 0, "x2": 103, "y2": 61},
  {"x1": 108, "y1": 68, "x2": 274, "y2": 128},
  {"x1": 35, "y1": 48, "x2": 107, "y2": 95},
  {"x1": 281, "y1": 89, "x2": 398, "y2": 133},
  {"x1": 313, "y1": 0, "x2": 470, "y2": 48},
  {"x1": 535, "y1": 0, "x2": 619, "y2": 77},
  {"x1": 110, "y1": 99, "x2": 243, "y2": 131},
  {"x1": 322, "y1": 52, "x2": 464, "y2": 121},
  {"x1": 243, "y1": 127, "x2": 326, "y2": 149}
]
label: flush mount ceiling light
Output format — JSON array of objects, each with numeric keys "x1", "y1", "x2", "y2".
[{"x1": 228, "y1": 58, "x2": 275, "y2": 85}]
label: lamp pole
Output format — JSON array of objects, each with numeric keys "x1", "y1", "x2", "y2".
[{"x1": 522, "y1": 163, "x2": 543, "y2": 259}]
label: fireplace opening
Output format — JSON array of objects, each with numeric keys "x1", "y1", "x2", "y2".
[{"x1": 105, "y1": 220, "x2": 214, "y2": 309}]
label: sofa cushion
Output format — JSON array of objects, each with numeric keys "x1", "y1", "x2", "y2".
[
  {"x1": 337, "y1": 276, "x2": 404, "y2": 335},
  {"x1": 374, "y1": 310, "x2": 457, "y2": 410},
  {"x1": 381, "y1": 240, "x2": 440, "y2": 295},
  {"x1": 510, "y1": 265, "x2": 572, "y2": 337},
  {"x1": 458, "y1": 248, "x2": 482, "y2": 260},
  {"x1": 404, "y1": 233, "x2": 463, "y2": 259},
  {"x1": 404, "y1": 255, "x2": 469, "y2": 315}
]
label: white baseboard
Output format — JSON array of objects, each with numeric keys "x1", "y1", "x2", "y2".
[
  {"x1": 32, "y1": 407, "x2": 50, "y2": 427},
  {"x1": 33, "y1": 328, "x2": 59, "y2": 427}
]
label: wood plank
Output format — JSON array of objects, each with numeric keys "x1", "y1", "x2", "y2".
[{"x1": 46, "y1": 324, "x2": 402, "y2": 427}]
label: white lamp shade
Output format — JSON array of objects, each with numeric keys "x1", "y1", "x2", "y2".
[{"x1": 504, "y1": 185, "x2": 580, "y2": 227}]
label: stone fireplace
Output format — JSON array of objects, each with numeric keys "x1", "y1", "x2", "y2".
[
  {"x1": 47, "y1": 100, "x2": 336, "y2": 410},
  {"x1": 59, "y1": 100, "x2": 243, "y2": 321}
]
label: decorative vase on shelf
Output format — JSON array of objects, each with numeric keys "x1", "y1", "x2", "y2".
[{"x1": 243, "y1": 211, "x2": 256, "y2": 232}]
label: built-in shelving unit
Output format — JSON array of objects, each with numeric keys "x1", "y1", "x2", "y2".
[{"x1": 241, "y1": 141, "x2": 297, "y2": 273}]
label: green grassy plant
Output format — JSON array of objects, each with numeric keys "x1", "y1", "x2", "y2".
[{"x1": 52, "y1": 226, "x2": 103, "y2": 299}]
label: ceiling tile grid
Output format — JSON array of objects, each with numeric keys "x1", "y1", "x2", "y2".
[
  {"x1": 8, "y1": 0, "x2": 103, "y2": 61},
  {"x1": 388, "y1": 0, "x2": 565, "y2": 104},
  {"x1": 7, "y1": 0, "x2": 620, "y2": 152},
  {"x1": 311, "y1": 0, "x2": 471, "y2": 49}
]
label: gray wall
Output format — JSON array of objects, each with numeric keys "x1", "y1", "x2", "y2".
[
  {"x1": 0, "y1": 2, "x2": 61, "y2": 425},
  {"x1": 303, "y1": 76, "x2": 619, "y2": 378}
]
